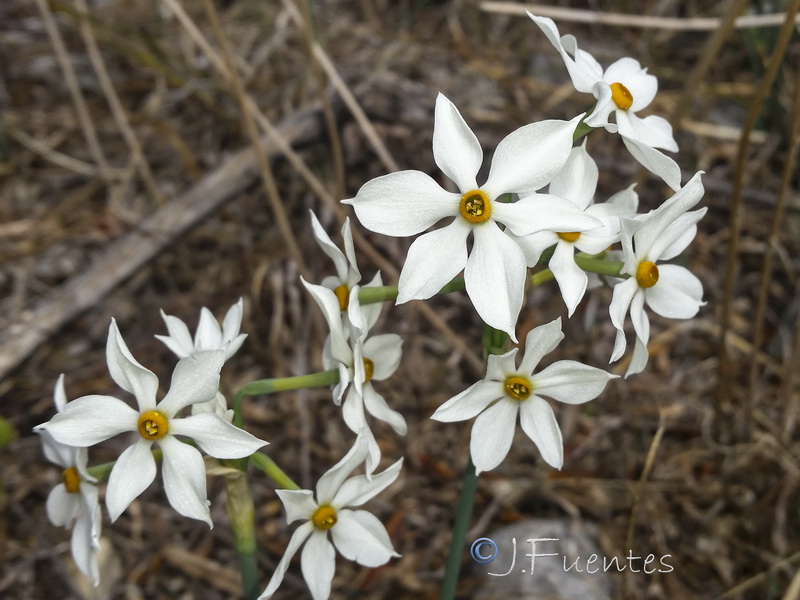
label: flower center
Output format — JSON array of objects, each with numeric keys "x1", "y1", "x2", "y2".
[
  {"x1": 636, "y1": 260, "x2": 659, "y2": 288},
  {"x1": 610, "y1": 82, "x2": 633, "y2": 110},
  {"x1": 333, "y1": 284, "x2": 349, "y2": 311},
  {"x1": 557, "y1": 232, "x2": 581, "y2": 243},
  {"x1": 504, "y1": 375, "x2": 533, "y2": 401},
  {"x1": 362, "y1": 357, "x2": 374, "y2": 383},
  {"x1": 312, "y1": 505, "x2": 338, "y2": 530},
  {"x1": 459, "y1": 190, "x2": 492, "y2": 224},
  {"x1": 137, "y1": 410, "x2": 169, "y2": 441},
  {"x1": 62, "y1": 466, "x2": 81, "y2": 494}
]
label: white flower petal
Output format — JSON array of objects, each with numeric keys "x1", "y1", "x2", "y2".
[
  {"x1": 106, "y1": 438, "x2": 156, "y2": 522},
  {"x1": 432, "y1": 93, "x2": 482, "y2": 192},
  {"x1": 548, "y1": 143, "x2": 598, "y2": 209},
  {"x1": 344, "y1": 171, "x2": 457, "y2": 236},
  {"x1": 485, "y1": 349, "x2": 519, "y2": 382},
  {"x1": 629, "y1": 291, "x2": 649, "y2": 347},
  {"x1": 645, "y1": 264, "x2": 704, "y2": 319},
  {"x1": 618, "y1": 111, "x2": 677, "y2": 152},
  {"x1": 603, "y1": 57, "x2": 657, "y2": 111},
  {"x1": 363, "y1": 334, "x2": 402, "y2": 381},
  {"x1": 363, "y1": 384, "x2": 407, "y2": 435},
  {"x1": 221, "y1": 298, "x2": 244, "y2": 342},
  {"x1": 464, "y1": 223, "x2": 527, "y2": 340},
  {"x1": 195, "y1": 307, "x2": 223, "y2": 350},
  {"x1": 276, "y1": 489, "x2": 317, "y2": 524},
  {"x1": 257, "y1": 522, "x2": 315, "y2": 600},
  {"x1": 301, "y1": 531, "x2": 337, "y2": 600},
  {"x1": 156, "y1": 311, "x2": 195, "y2": 358},
  {"x1": 584, "y1": 82, "x2": 616, "y2": 129},
  {"x1": 310, "y1": 210, "x2": 350, "y2": 282},
  {"x1": 518, "y1": 318, "x2": 564, "y2": 376},
  {"x1": 549, "y1": 241, "x2": 588, "y2": 316},
  {"x1": 396, "y1": 220, "x2": 470, "y2": 304},
  {"x1": 431, "y1": 380, "x2": 504, "y2": 422},
  {"x1": 528, "y1": 14, "x2": 601, "y2": 92},
  {"x1": 519, "y1": 398, "x2": 564, "y2": 469},
  {"x1": 159, "y1": 436, "x2": 211, "y2": 525},
  {"x1": 341, "y1": 386, "x2": 367, "y2": 435},
  {"x1": 533, "y1": 361, "x2": 616, "y2": 404},
  {"x1": 609, "y1": 278, "x2": 638, "y2": 333},
  {"x1": 157, "y1": 350, "x2": 225, "y2": 416},
  {"x1": 470, "y1": 399, "x2": 518, "y2": 474},
  {"x1": 40, "y1": 428, "x2": 74, "y2": 469},
  {"x1": 331, "y1": 509, "x2": 399, "y2": 567},
  {"x1": 359, "y1": 271, "x2": 384, "y2": 332},
  {"x1": 634, "y1": 172, "x2": 704, "y2": 257},
  {"x1": 621, "y1": 134, "x2": 682, "y2": 191},
  {"x1": 71, "y1": 488, "x2": 101, "y2": 584},
  {"x1": 333, "y1": 458, "x2": 403, "y2": 508},
  {"x1": 171, "y1": 413, "x2": 267, "y2": 458},
  {"x1": 302, "y1": 278, "x2": 353, "y2": 365},
  {"x1": 106, "y1": 320, "x2": 159, "y2": 411},
  {"x1": 315, "y1": 435, "x2": 369, "y2": 504},
  {"x1": 54, "y1": 373, "x2": 67, "y2": 412},
  {"x1": 494, "y1": 194, "x2": 603, "y2": 238},
  {"x1": 41, "y1": 395, "x2": 138, "y2": 447},
  {"x1": 46, "y1": 484, "x2": 79, "y2": 527},
  {"x1": 626, "y1": 334, "x2": 650, "y2": 377},
  {"x1": 509, "y1": 230, "x2": 558, "y2": 266},
  {"x1": 483, "y1": 116, "x2": 582, "y2": 198},
  {"x1": 648, "y1": 208, "x2": 706, "y2": 261}
]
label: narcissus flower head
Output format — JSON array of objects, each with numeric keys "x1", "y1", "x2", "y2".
[
  {"x1": 345, "y1": 93, "x2": 601, "y2": 340},
  {"x1": 432, "y1": 318, "x2": 617, "y2": 472},
  {"x1": 258, "y1": 435, "x2": 402, "y2": 600},
  {"x1": 37, "y1": 320, "x2": 267, "y2": 525}
]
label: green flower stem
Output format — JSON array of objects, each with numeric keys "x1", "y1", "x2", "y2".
[
  {"x1": 224, "y1": 469, "x2": 260, "y2": 600},
  {"x1": 232, "y1": 369, "x2": 340, "y2": 429},
  {"x1": 250, "y1": 451, "x2": 301, "y2": 490},
  {"x1": 440, "y1": 457, "x2": 479, "y2": 600},
  {"x1": 574, "y1": 253, "x2": 627, "y2": 278},
  {"x1": 441, "y1": 325, "x2": 508, "y2": 599}
]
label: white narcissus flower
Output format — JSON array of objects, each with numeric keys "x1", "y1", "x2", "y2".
[
  {"x1": 302, "y1": 279, "x2": 405, "y2": 475},
  {"x1": 609, "y1": 171, "x2": 706, "y2": 377},
  {"x1": 529, "y1": 13, "x2": 682, "y2": 191},
  {"x1": 36, "y1": 375, "x2": 102, "y2": 585},
  {"x1": 37, "y1": 320, "x2": 267, "y2": 525},
  {"x1": 258, "y1": 435, "x2": 401, "y2": 600},
  {"x1": 510, "y1": 143, "x2": 639, "y2": 315},
  {"x1": 432, "y1": 318, "x2": 616, "y2": 473},
  {"x1": 156, "y1": 298, "x2": 247, "y2": 362},
  {"x1": 309, "y1": 210, "x2": 361, "y2": 312},
  {"x1": 344, "y1": 92, "x2": 602, "y2": 340}
]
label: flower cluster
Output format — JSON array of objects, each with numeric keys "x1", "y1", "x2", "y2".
[
  {"x1": 32, "y1": 12, "x2": 706, "y2": 600},
  {"x1": 35, "y1": 303, "x2": 267, "y2": 580},
  {"x1": 303, "y1": 212, "x2": 406, "y2": 476}
]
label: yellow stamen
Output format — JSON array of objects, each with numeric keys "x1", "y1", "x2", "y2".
[
  {"x1": 504, "y1": 375, "x2": 533, "y2": 401},
  {"x1": 137, "y1": 410, "x2": 169, "y2": 441},
  {"x1": 636, "y1": 260, "x2": 659, "y2": 288},
  {"x1": 557, "y1": 232, "x2": 581, "y2": 243},
  {"x1": 362, "y1": 357, "x2": 374, "y2": 383},
  {"x1": 312, "y1": 505, "x2": 338, "y2": 530},
  {"x1": 62, "y1": 466, "x2": 80, "y2": 494},
  {"x1": 610, "y1": 82, "x2": 633, "y2": 110},
  {"x1": 333, "y1": 284, "x2": 349, "y2": 312},
  {"x1": 459, "y1": 190, "x2": 492, "y2": 224}
]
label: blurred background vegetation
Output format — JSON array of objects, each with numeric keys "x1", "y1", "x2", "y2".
[{"x1": 1, "y1": 0, "x2": 799, "y2": 598}]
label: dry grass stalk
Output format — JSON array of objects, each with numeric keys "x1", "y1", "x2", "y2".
[
  {"x1": 715, "y1": 0, "x2": 800, "y2": 442},
  {"x1": 480, "y1": 1, "x2": 800, "y2": 30}
]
